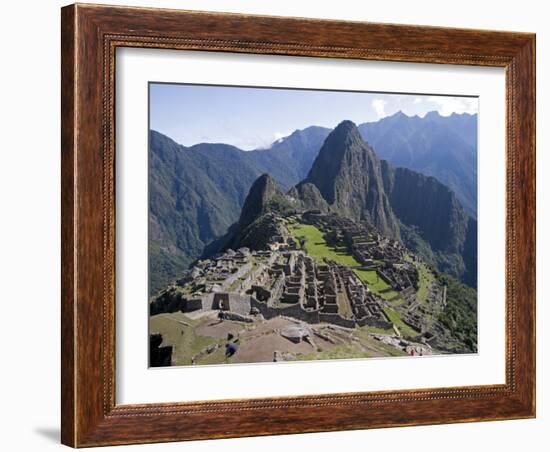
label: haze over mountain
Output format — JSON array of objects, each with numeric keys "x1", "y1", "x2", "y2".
[
  {"x1": 148, "y1": 111, "x2": 477, "y2": 295},
  {"x1": 246, "y1": 126, "x2": 330, "y2": 188}
]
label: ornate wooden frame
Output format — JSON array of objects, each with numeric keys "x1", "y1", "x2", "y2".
[{"x1": 61, "y1": 3, "x2": 536, "y2": 447}]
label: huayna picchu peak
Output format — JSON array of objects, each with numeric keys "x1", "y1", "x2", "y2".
[{"x1": 301, "y1": 120, "x2": 401, "y2": 240}]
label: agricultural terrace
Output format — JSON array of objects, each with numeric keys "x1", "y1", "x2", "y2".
[{"x1": 288, "y1": 222, "x2": 399, "y2": 300}]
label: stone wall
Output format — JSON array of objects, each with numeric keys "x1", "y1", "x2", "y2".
[
  {"x1": 183, "y1": 298, "x2": 203, "y2": 312},
  {"x1": 218, "y1": 311, "x2": 255, "y2": 323},
  {"x1": 267, "y1": 273, "x2": 285, "y2": 307},
  {"x1": 318, "y1": 313, "x2": 356, "y2": 329},
  {"x1": 376, "y1": 269, "x2": 394, "y2": 286},
  {"x1": 221, "y1": 262, "x2": 252, "y2": 290},
  {"x1": 229, "y1": 294, "x2": 252, "y2": 315},
  {"x1": 250, "y1": 297, "x2": 393, "y2": 330},
  {"x1": 150, "y1": 290, "x2": 206, "y2": 315},
  {"x1": 321, "y1": 304, "x2": 338, "y2": 314},
  {"x1": 237, "y1": 264, "x2": 266, "y2": 293},
  {"x1": 212, "y1": 293, "x2": 251, "y2": 315},
  {"x1": 212, "y1": 293, "x2": 229, "y2": 310},
  {"x1": 355, "y1": 316, "x2": 393, "y2": 329},
  {"x1": 251, "y1": 285, "x2": 270, "y2": 302},
  {"x1": 250, "y1": 297, "x2": 320, "y2": 324}
]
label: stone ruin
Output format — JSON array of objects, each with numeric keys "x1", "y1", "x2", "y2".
[{"x1": 149, "y1": 213, "x2": 420, "y2": 333}]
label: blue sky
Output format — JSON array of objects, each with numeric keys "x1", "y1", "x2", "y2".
[{"x1": 150, "y1": 83, "x2": 478, "y2": 150}]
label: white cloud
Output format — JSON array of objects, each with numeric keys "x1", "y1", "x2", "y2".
[
  {"x1": 426, "y1": 96, "x2": 478, "y2": 116},
  {"x1": 413, "y1": 97, "x2": 423, "y2": 104},
  {"x1": 372, "y1": 99, "x2": 387, "y2": 118},
  {"x1": 273, "y1": 132, "x2": 288, "y2": 141},
  {"x1": 237, "y1": 131, "x2": 294, "y2": 150}
]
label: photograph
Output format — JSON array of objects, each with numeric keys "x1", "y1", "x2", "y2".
[
  {"x1": 148, "y1": 84, "x2": 479, "y2": 367},
  {"x1": 0, "y1": 0, "x2": 542, "y2": 449}
]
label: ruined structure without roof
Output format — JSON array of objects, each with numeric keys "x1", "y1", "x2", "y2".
[{"x1": 150, "y1": 212, "x2": 436, "y2": 332}]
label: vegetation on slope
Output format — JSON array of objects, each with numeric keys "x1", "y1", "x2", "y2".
[
  {"x1": 437, "y1": 274, "x2": 478, "y2": 352},
  {"x1": 382, "y1": 306, "x2": 419, "y2": 337},
  {"x1": 354, "y1": 269, "x2": 398, "y2": 300},
  {"x1": 149, "y1": 312, "x2": 218, "y2": 365},
  {"x1": 416, "y1": 262, "x2": 435, "y2": 304},
  {"x1": 288, "y1": 223, "x2": 360, "y2": 267}
]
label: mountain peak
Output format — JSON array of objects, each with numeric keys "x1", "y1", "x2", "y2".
[
  {"x1": 333, "y1": 119, "x2": 359, "y2": 134},
  {"x1": 245, "y1": 173, "x2": 279, "y2": 206},
  {"x1": 392, "y1": 111, "x2": 408, "y2": 118},
  {"x1": 320, "y1": 120, "x2": 363, "y2": 151},
  {"x1": 238, "y1": 173, "x2": 290, "y2": 228},
  {"x1": 425, "y1": 110, "x2": 442, "y2": 119},
  {"x1": 301, "y1": 119, "x2": 401, "y2": 239},
  {"x1": 254, "y1": 172, "x2": 275, "y2": 186}
]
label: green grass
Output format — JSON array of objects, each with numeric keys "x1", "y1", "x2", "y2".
[
  {"x1": 416, "y1": 262, "x2": 435, "y2": 304},
  {"x1": 382, "y1": 307, "x2": 419, "y2": 338},
  {"x1": 289, "y1": 223, "x2": 403, "y2": 301},
  {"x1": 288, "y1": 222, "x2": 423, "y2": 341},
  {"x1": 296, "y1": 331, "x2": 408, "y2": 360},
  {"x1": 368, "y1": 339, "x2": 409, "y2": 357},
  {"x1": 295, "y1": 343, "x2": 371, "y2": 361},
  {"x1": 196, "y1": 345, "x2": 228, "y2": 365},
  {"x1": 149, "y1": 313, "x2": 218, "y2": 365},
  {"x1": 227, "y1": 278, "x2": 243, "y2": 292},
  {"x1": 360, "y1": 325, "x2": 395, "y2": 335},
  {"x1": 353, "y1": 329, "x2": 409, "y2": 357},
  {"x1": 354, "y1": 269, "x2": 398, "y2": 300},
  {"x1": 288, "y1": 223, "x2": 360, "y2": 267},
  {"x1": 336, "y1": 292, "x2": 354, "y2": 319}
]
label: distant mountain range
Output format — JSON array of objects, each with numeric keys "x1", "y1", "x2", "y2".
[
  {"x1": 149, "y1": 111, "x2": 477, "y2": 295},
  {"x1": 358, "y1": 111, "x2": 477, "y2": 216}
]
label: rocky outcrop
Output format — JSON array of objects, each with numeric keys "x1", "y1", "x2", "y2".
[
  {"x1": 238, "y1": 174, "x2": 294, "y2": 229},
  {"x1": 280, "y1": 325, "x2": 312, "y2": 343},
  {"x1": 218, "y1": 311, "x2": 256, "y2": 323},
  {"x1": 287, "y1": 183, "x2": 329, "y2": 213},
  {"x1": 301, "y1": 120, "x2": 401, "y2": 239},
  {"x1": 229, "y1": 212, "x2": 286, "y2": 251}
]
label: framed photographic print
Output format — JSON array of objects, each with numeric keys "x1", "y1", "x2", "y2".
[{"x1": 61, "y1": 3, "x2": 536, "y2": 447}]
